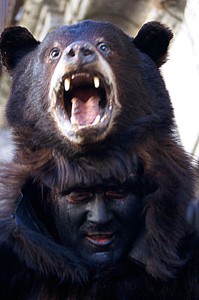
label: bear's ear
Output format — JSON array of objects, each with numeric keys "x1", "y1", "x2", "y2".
[
  {"x1": 0, "y1": 26, "x2": 40, "y2": 72},
  {"x1": 133, "y1": 21, "x2": 173, "y2": 67}
]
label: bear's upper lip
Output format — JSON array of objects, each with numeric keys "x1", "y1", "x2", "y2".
[{"x1": 62, "y1": 71, "x2": 112, "y2": 127}]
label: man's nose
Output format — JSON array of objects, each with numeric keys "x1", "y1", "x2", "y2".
[
  {"x1": 87, "y1": 194, "x2": 112, "y2": 225},
  {"x1": 65, "y1": 41, "x2": 97, "y2": 65}
]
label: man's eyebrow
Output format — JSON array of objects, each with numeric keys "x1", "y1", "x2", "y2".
[
  {"x1": 60, "y1": 178, "x2": 139, "y2": 196},
  {"x1": 60, "y1": 184, "x2": 96, "y2": 196},
  {"x1": 60, "y1": 186, "x2": 88, "y2": 195}
]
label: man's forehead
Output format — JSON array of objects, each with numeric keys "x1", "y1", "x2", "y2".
[{"x1": 61, "y1": 176, "x2": 138, "y2": 195}]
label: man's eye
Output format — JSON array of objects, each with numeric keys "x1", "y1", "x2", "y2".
[
  {"x1": 105, "y1": 190, "x2": 129, "y2": 200},
  {"x1": 65, "y1": 191, "x2": 93, "y2": 203}
]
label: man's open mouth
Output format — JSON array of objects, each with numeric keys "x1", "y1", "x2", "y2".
[{"x1": 85, "y1": 232, "x2": 116, "y2": 247}]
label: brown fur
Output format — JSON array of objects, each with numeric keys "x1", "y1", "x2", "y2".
[{"x1": 0, "y1": 20, "x2": 198, "y2": 299}]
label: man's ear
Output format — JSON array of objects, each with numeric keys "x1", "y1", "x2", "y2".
[
  {"x1": 0, "y1": 26, "x2": 40, "y2": 72},
  {"x1": 133, "y1": 21, "x2": 173, "y2": 67}
]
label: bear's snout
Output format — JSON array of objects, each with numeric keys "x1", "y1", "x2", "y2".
[{"x1": 64, "y1": 41, "x2": 97, "y2": 66}]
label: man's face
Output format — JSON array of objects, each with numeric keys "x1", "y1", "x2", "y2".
[{"x1": 52, "y1": 182, "x2": 144, "y2": 268}]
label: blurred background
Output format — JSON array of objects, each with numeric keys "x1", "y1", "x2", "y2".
[{"x1": 0, "y1": 0, "x2": 198, "y2": 163}]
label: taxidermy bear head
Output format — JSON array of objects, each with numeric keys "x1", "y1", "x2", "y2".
[{"x1": 0, "y1": 20, "x2": 173, "y2": 155}]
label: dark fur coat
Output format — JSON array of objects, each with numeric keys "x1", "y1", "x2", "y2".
[
  {"x1": 0, "y1": 161, "x2": 198, "y2": 300},
  {"x1": 0, "y1": 20, "x2": 199, "y2": 299}
]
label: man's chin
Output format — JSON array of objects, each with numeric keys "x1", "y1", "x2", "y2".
[
  {"x1": 80, "y1": 237, "x2": 128, "y2": 267},
  {"x1": 84, "y1": 250, "x2": 121, "y2": 268}
]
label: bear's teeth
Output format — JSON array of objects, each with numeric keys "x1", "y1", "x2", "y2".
[
  {"x1": 92, "y1": 115, "x2": 100, "y2": 125},
  {"x1": 100, "y1": 115, "x2": 107, "y2": 123},
  {"x1": 64, "y1": 78, "x2": 71, "y2": 91},
  {"x1": 94, "y1": 76, "x2": 100, "y2": 88},
  {"x1": 70, "y1": 116, "x2": 78, "y2": 125}
]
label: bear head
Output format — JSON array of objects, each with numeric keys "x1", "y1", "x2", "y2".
[{"x1": 0, "y1": 20, "x2": 173, "y2": 154}]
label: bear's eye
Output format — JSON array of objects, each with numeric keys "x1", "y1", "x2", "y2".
[
  {"x1": 50, "y1": 48, "x2": 61, "y2": 59},
  {"x1": 97, "y1": 42, "x2": 110, "y2": 54}
]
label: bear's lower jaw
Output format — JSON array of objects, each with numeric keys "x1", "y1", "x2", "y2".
[{"x1": 54, "y1": 104, "x2": 114, "y2": 146}]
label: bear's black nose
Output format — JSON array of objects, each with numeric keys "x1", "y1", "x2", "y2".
[{"x1": 65, "y1": 41, "x2": 96, "y2": 65}]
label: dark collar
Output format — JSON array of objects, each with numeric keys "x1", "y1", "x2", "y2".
[{"x1": 15, "y1": 192, "x2": 54, "y2": 241}]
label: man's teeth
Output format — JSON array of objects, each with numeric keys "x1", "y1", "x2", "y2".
[{"x1": 64, "y1": 75, "x2": 100, "y2": 91}]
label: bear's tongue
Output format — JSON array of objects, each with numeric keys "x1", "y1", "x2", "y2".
[{"x1": 70, "y1": 88, "x2": 100, "y2": 126}]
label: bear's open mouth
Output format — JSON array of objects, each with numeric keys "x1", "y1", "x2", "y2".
[
  {"x1": 60, "y1": 72, "x2": 113, "y2": 128},
  {"x1": 50, "y1": 67, "x2": 117, "y2": 144}
]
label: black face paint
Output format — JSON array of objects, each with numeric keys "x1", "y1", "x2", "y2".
[{"x1": 52, "y1": 181, "x2": 144, "y2": 269}]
